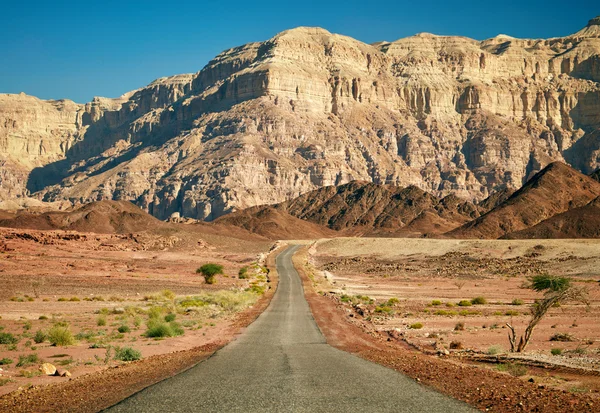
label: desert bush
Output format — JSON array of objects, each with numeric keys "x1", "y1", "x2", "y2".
[
  {"x1": 0, "y1": 332, "x2": 19, "y2": 345},
  {"x1": 196, "y1": 264, "x2": 224, "y2": 284},
  {"x1": 161, "y1": 290, "x2": 176, "y2": 301},
  {"x1": 551, "y1": 348, "x2": 563, "y2": 355},
  {"x1": 386, "y1": 297, "x2": 400, "y2": 306},
  {"x1": 445, "y1": 302, "x2": 455, "y2": 307},
  {"x1": 511, "y1": 298, "x2": 524, "y2": 306},
  {"x1": 145, "y1": 320, "x2": 184, "y2": 338},
  {"x1": 434, "y1": 310, "x2": 458, "y2": 316},
  {"x1": 449, "y1": 341, "x2": 463, "y2": 350},
  {"x1": 504, "y1": 310, "x2": 519, "y2": 316},
  {"x1": 117, "y1": 325, "x2": 131, "y2": 334},
  {"x1": 238, "y1": 267, "x2": 249, "y2": 279},
  {"x1": 457, "y1": 300, "x2": 472, "y2": 307},
  {"x1": 57, "y1": 297, "x2": 68, "y2": 302},
  {"x1": 487, "y1": 345, "x2": 504, "y2": 355},
  {"x1": 97, "y1": 316, "x2": 107, "y2": 326},
  {"x1": 471, "y1": 297, "x2": 487, "y2": 305},
  {"x1": 33, "y1": 330, "x2": 47, "y2": 344},
  {"x1": 38, "y1": 315, "x2": 48, "y2": 320},
  {"x1": 454, "y1": 322, "x2": 465, "y2": 331},
  {"x1": 47, "y1": 325, "x2": 75, "y2": 346},
  {"x1": 409, "y1": 323, "x2": 423, "y2": 329},
  {"x1": 0, "y1": 358, "x2": 13, "y2": 365},
  {"x1": 164, "y1": 313, "x2": 176, "y2": 322},
  {"x1": 69, "y1": 297, "x2": 80, "y2": 302},
  {"x1": 374, "y1": 305, "x2": 393, "y2": 315},
  {"x1": 550, "y1": 333, "x2": 575, "y2": 342},
  {"x1": 430, "y1": 300, "x2": 442, "y2": 306},
  {"x1": 113, "y1": 346, "x2": 141, "y2": 362},
  {"x1": 16, "y1": 353, "x2": 39, "y2": 367},
  {"x1": 497, "y1": 362, "x2": 527, "y2": 377}
]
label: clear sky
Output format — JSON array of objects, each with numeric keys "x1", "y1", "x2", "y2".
[{"x1": 1, "y1": 0, "x2": 597, "y2": 103}]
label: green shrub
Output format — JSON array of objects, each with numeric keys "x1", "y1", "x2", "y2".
[
  {"x1": 238, "y1": 267, "x2": 249, "y2": 279},
  {"x1": 431, "y1": 300, "x2": 442, "y2": 306},
  {"x1": 0, "y1": 332, "x2": 18, "y2": 345},
  {"x1": 164, "y1": 313, "x2": 176, "y2": 322},
  {"x1": 386, "y1": 297, "x2": 400, "y2": 306},
  {"x1": 33, "y1": 330, "x2": 47, "y2": 344},
  {"x1": 374, "y1": 305, "x2": 393, "y2": 315},
  {"x1": 471, "y1": 297, "x2": 487, "y2": 305},
  {"x1": 69, "y1": 297, "x2": 80, "y2": 302},
  {"x1": 97, "y1": 316, "x2": 107, "y2": 326},
  {"x1": 39, "y1": 315, "x2": 49, "y2": 320},
  {"x1": 497, "y1": 362, "x2": 527, "y2": 377},
  {"x1": 0, "y1": 358, "x2": 13, "y2": 365},
  {"x1": 117, "y1": 325, "x2": 130, "y2": 334},
  {"x1": 504, "y1": 310, "x2": 519, "y2": 316},
  {"x1": 114, "y1": 346, "x2": 142, "y2": 361},
  {"x1": 409, "y1": 323, "x2": 423, "y2": 329},
  {"x1": 487, "y1": 345, "x2": 504, "y2": 355},
  {"x1": 511, "y1": 298, "x2": 524, "y2": 306},
  {"x1": 16, "y1": 354, "x2": 39, "y2": 367},
  {"x1": 454, "y1": 322, "x2": 465, "y2": 331},
  {"x1": 196, "y1": 263, "x2": 224, "y2": 284},
  {"x1": 47, "y1": 325, "x2": 75, "y2": 346},
  {"x1": 457, "y1": 300, "x2": 472, "y2": 307},
  {"x1": 145, "y1": 320, "x2": 184, "y2": 338},
  {"x1": 551, "y1": 348, "x2": 563, "y2": 356},
  {"x1": 445, "y1": 302, "x2": 455, "y2": 307},
  {"x1": 57, "y1": 297, "x2": 68, "y2": 302},
  {"x1": 434, "y1": 310, "x2": 457, "y2": 316}
]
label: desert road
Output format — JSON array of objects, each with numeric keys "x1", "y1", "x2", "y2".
[{"x1": 105, "y1": 245, "x2": 475, "y2": 412}]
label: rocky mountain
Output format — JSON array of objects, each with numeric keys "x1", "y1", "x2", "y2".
[
  {"x1": 449, "y1": 162, "x2": 600, "y2": 239},
  {"x1": 216, "y1": 181, "x2": 480, "y2": 237},
  {"x1": 503, "y1": 196, "x2": 600, "y2": 239},
  {"x1": 2, "y1": 17, "x2": 600, "y2": 220}
]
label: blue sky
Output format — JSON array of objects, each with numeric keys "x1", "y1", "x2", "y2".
[{"x1": 1, "y1": 0, "x2": 597, "y2": 103}]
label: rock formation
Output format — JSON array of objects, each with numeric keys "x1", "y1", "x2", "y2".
[{"x1": 1, "y1": 18, "x2": 600, "y2": 220}]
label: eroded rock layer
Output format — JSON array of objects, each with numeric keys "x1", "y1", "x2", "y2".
[{"x1": 2, "y1": 18, "x2": 600, "y2": 220}]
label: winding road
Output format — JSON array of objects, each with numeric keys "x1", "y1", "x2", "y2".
[{"x1": 105, "y1": 245, "x2": 475, "y2": 412}]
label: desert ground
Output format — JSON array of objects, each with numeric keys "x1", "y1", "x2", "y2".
[
  {"x1": 305, "y1": 238, "x2": 600, "y2": 395},
  {"x1": 0, "y1": 226, "x2": 273, "y2": 396}
]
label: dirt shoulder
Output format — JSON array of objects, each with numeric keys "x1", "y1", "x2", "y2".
[
  {"x1": 293, "y1": 246, "x2": 597, "y2": 413},
  {"x1": 0, "y1": 244, "x2": 284, "y2": 413}
]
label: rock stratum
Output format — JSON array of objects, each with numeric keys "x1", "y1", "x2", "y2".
[{"x1": 2, "y1": 17, "x2": 600, "y2": 220}]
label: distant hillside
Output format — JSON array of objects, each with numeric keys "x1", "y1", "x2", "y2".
[
  {"x1": 449, "y1": 163, "x2": 600, "y2": 239},
  {"x1": 503, "y1": 197, "x2": 600, "y2": 239}
]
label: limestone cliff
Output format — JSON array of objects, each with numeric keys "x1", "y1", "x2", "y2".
[{"x1": 1, "y1": 18, "x2": 600, "y2": 220}]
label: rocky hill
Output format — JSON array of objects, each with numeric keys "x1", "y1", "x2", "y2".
[
  {"x1": 2, "y1": 17, "x2": 600, "y2": 220},
  {"x1": 449, "y1": 162, "x2": 600, "y2": 238}
]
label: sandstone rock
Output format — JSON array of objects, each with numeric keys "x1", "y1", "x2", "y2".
[
  {"x1": 1, "y1": 19, "x2": 600, "y2": 220},
  {"x1": 55, "y1": 369, "x2": 71, "y2": 377},
  {"x1": 39, "y1": 363, "x2": 57, "y2": 376}
]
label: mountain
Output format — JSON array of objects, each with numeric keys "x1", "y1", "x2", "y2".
[
  {"x1": 2, "y1": 17, "x2": 600, "y2": 220},
  {"x1": 217, "y1": 181, "x2": 479, "y2": 237},
  {"x1": 503, "y1": 196, "x2": 600, "y2": 239},
  {"x1": 449, "y1": 162, "x2": 600, "y2": 239}
]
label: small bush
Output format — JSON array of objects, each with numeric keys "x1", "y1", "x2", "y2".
[
  {"x1": 69, "y1": 297, "x2": 80, "y2": 302},
  {"x1": 449, "y1": 341, "x2": 463, "y2": 350},
  {"x1": 550, "y1": 333, "x2": 575, "y2": 342},
  {"x1": 445, "y1": 302, "x2": 455, "y2": 307},
  {"x1": 504, "y1": 310, "x2": 519, "y2": 316},
  {"x1": 117, "y1": 325, "x2": 131, "y2": 334},
  {"x1": 386, "y1": 297, "x2": 400, "y2": 306},
  {"x1": 238, "y1": 267, "x2": 249, "y2": 279},
  {"x1": 39, "y1": 315, "x2": 49, "y2": 320},
  {"x1": 33, "y1": 330, "x2": 47, "y2": 344},
  {"x1": 487, "y1": 345, "x2": 504, "y2": 355},
  {"x1": 457, "y1": 300, "x2": 472, "y2": 307},
  {"x1": 145, "y1": 320, "x2": 184, "y2": 338},
  {"x1": 551, "y1": 348, "x2": 563, "y2": 356},
  {"x1": 0, "y1": 332, "x2": 19, "y2": 345},
  {"x1": 409, "y1": 323, "x2": 423, "y2": 329},
  {"x1": 454, "y1": 322, "x2": 465, "y2": 331},
  {"x1": 113, "y1": 346, "x2": 142, "y2": 362},
  {"x1": 57, "y1": 297, "x2": 68, "y2": 302},
  {"x1": 497, "y1": 362, "x2": 527, "y2": 377},
  {"x1": 511, "y1": 298, "x2": 524, "y2": 306},
  {"x1": 471, "y1": 297, "x2": 487, "y2": 305},
  {"x1": 374, "y1": 305, "x2": 393, "y2": 315},
  {"x1": 47, "y1": 325, "x2": 75, "y2": 346},
  {"x1": 16, "y1": 354, "x2": 39, "y2": 368},
  {"x1": 196, "y1": 263, "x2": 224, "y2": 284},
  {"x1": 97, "y1": 316, "x2": 107, "y2": 327},
  {"x1": 164, "y1": 313, "x2": 176, "y2": 322},
  {"x1": 430, "y1": 300, "x2": 442, "y2": 306},
  {"x1": 0, "y1": 358, "x2": 13, "y2": 365}
]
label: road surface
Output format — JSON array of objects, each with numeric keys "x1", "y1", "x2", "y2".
[{"x1": 105, "y1": 245, "x2": 475, "y2": 412}]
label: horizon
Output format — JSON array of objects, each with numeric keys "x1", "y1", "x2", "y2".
[{"x1": 1, "y1": 1, "x2": 597, "y2": 103}]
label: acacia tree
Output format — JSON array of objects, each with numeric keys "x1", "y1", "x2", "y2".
[
  {"x1": 507, "y1": 274, "x2": 588, "y2": 353},
  {"x1": 197, "y1": 263, "x2": 224, "y2": 284}
]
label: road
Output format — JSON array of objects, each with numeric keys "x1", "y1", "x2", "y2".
[{"x1": 105, "y1": 245, "x2": 475, "y2": 412}]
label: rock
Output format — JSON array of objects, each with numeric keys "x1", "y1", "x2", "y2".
[
  {"x1": 1, "y1": 19, "x2": 600, "y2": 219},
  {"x1": 39, "y1": 363, "x2": 57, "y2": 376},
  {"x1": 113, "y1": 307, "x2": 125, "y2": 314},
  {"x1": 55, "y1": 369, "x2": 71, "y2": 377}
]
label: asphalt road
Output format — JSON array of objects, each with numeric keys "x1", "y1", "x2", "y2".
[{"x1": 105, "y1": 245, "x2": 475, "y2": 412}]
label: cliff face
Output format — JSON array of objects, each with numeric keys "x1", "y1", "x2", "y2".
[{"x1": 1, "y1": 18, "x2": 600, "y2": 220}]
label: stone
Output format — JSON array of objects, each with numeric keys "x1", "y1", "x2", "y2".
[
  {"x1": 39, "y1": 363, "x2": 57, "y2": 376},
  {"x1": 1, "y1": 18, "x2": 600, "y2": 220}
]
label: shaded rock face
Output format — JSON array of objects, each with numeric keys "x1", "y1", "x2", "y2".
[{"x1": 1, "y1": 19, "x2": 600, "y2": 220}]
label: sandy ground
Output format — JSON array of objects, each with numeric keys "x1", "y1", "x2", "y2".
[
  {"x1": 0, "y1": 228, "x2": 273, "y2": 396},
  {"x1": 309, "y1": 237, "x2": 600, "y2": 396}
]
